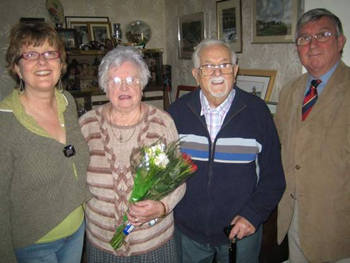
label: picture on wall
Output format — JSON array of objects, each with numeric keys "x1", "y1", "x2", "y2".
[
  {"x1": 236, "y1": 69, "x2": 277, "y2": 101},
  {"x1": 178, "y1": 12, "x2": 205, "y2": 59},
  {"x1": 252, "y1": 0, "x2": 300, "y2": 43},
  {"x1": 216, "y1": 0, "x2": 242, "y2": 53}
]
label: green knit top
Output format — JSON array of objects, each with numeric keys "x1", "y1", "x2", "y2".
[{"x1": 0, "y1": 90, "x2": 91, "y2": 262}]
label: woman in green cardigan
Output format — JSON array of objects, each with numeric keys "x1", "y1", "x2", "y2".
[{"x1": 0, "y1": 22, "x2": 91, "y2": 262}]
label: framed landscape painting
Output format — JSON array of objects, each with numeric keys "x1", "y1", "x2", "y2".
[{"x1": 252, "y1": 0, "x2": 300, "y2": 43}]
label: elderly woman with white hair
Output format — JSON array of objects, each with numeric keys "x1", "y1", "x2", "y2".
[{"x1": 79, "y1": 46, "x2": 185, "y2": 262}]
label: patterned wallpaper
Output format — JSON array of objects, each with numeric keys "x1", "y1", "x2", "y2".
[
  {"x1": 165, "y1": 0, "x2": 303, "y2": 102},
  {"x1": 0, "y1": 0, "x2": 303, "y2": 102}
]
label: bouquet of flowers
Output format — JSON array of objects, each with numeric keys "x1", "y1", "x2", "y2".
[{"x1": 110, "y1": 140, "x2": 197, "y2": 250}]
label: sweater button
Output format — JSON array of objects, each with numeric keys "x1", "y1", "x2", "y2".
[
  {"x1": 290, "y1": 193, "x2": 296, "y2": 199},
  {"x1": 295, "y1": 165, "x2": 301, "y2": 170}
]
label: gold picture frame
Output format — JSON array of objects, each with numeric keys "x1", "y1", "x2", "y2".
[
  {"x1": 236, "y1": 69, "x2": 277, "y2": 101},
  {"x1": 216, "y1": 0, "x2": 242, "y2": 53},
  {"x1": 252, "y1": 0, "x2": 300, "y2": 43}
]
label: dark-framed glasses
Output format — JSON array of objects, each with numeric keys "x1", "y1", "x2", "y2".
[
  {"x1": 110, "y1": 76, "x2": 140, "y2": 89},
  {"x1": 296, "y1": 31, "x2": 334, "y2": 46},
  {"x1": 18, "y1": 51, "x2": 60, "y2": 61},
  {"x1": 199, "y1": 63, "x2": 234, "y2": 76}
]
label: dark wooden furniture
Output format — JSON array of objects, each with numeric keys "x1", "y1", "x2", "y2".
[
  {"x1": 175, "y1": 85, "x2": 198, "y2": 99},
  {"x1": 65, "y1": 49, "x2": 166, "y2": 113}
]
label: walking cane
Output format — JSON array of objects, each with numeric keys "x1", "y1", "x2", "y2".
[{"x1": 224, "y1": 224, "x2": 236, "y2": 263}]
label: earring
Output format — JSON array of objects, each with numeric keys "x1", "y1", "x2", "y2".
[
  {"x1": 57, "y1": 78, "x2": 63, "y2": 91},
  {"x1": 19, "y1": 78, "x2": 24, "y2": 93}
]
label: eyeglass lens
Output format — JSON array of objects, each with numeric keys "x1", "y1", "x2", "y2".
[
  {"x1": 112, "y1": 76, "x2": 139, "y2": 87},
  {"x1": 200, "y1": 63, "x2": 233, "y2": 76},
  {"x1": 21, "y1": 51, "x2": 60, "y2": 60}
]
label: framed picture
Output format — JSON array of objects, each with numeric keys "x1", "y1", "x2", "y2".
[
  {"x1": 236, "y1": 69, "x2": 277, "y2": 101},
  {"x1": 178, "y1": 12, "x2": 205, "y2": 59},
  {"x1": 89, "y1": 22, "x2": 112, "y2": 43},
  {"x1": 65, "y1": 16, "x2": 111, "y2": 47},
  {"x1": 65, "y1": 16, "x2": 109, "y2": 28},
  {"x1": 252, "y1": 0, "x2": 299, "y2": 43},
  {"x1": 70, "y1": 22, "x2": 90, "y2": 46},
  {"x1": 216, "y1": 0, "x2": 242, "y2": 53},
  {"x1": 57, "y1": 29, "x2": 78, "y2": 50}
]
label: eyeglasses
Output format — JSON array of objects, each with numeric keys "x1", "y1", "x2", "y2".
[
  {"x1": 296, "y1": 31, "x2": 334, "y2": 46},
  {"x1": 199, "y1": 63, "x2": 234, "y2": 76},
  {"x1": 18, "y1": 51, "x2": 60, "y2": 61},
  {"x1": 110, "y1": 76, "x2": 140, "y2": 89}
]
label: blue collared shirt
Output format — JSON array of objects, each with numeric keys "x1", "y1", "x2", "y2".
[{"x1": 306, "y1": 62, "x2": 339, "y2": 95}]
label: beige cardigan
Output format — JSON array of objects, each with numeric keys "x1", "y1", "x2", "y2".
[
  {"x1": 275, "y1": 61, "x2": 350, "y2": 262},
  {"x1": 80, "y1": 103, "x2": 186, "y2": 256}
]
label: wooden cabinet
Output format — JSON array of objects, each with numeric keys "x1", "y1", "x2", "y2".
[
  {"x1": 64, "y1": 50, "x2": 104, "y2": 92},
  {"x1": 143, "y1": 49, "x2": 163, "y2": 91},
  {"x1": 63, "y1": 49, "x2": 165, "y2": 114}
]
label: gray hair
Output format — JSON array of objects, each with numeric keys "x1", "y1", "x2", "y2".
[
  {"x1": 98, "y1": 46, "x2": 150, "y2": 92},
  {"x1": 296, "y1": 8, "x2": 344, "y2": 38},
  {"x1": 192, "y1": 39, "x2": 237, "y2": 68}
]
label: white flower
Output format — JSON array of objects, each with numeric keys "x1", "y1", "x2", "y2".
[{"x1": 154, "y1": 152, "x2": 169, "y2": 168}]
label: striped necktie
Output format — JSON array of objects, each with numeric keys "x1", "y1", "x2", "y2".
[{"x1": 302, "y1": 79, "x2": 321, "y2": 121}]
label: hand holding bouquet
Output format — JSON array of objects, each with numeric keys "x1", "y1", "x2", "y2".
[{"x1": 110, "y1": 140, "x2": 197, "y2": 250}]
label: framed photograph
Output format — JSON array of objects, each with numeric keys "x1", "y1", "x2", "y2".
[
  {"x1": 178, "y1": 12, "x2": 205, "y2": 59},
  {"x1": 70, "y1": 22, "x2": 90, "y2": 46},
  {"x1": 252, "y1": 0, "x2": 299, "y2": 43},
  {"x1": 57, "y1": 29, "x2": 78, "y2": 50},
  {"x1": 216, "y1": 0, "x2": 242, "y2": 53},
  {"x1": 89, "y1": 22, "x2": 112, "y2": 43},
  {"x1": 65, "y1": 16, "x2": 109, "y2": 28},
  {"x1": 65, "y1": 16, "x2": 111, "y2": 47},
  {"x1": 236, "y1": 69, "x2": 277, "y2": 101}
]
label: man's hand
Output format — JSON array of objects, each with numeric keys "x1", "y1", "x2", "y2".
[{"x1": 229, "y1": 216, "x2": 256, "y2": 240}]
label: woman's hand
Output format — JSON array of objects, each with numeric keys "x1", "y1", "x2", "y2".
[{"x1": 127, "y1": 200, "x2": 166, "y2": 226}]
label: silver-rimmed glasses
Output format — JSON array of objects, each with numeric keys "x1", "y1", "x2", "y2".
[
  {"x1": 199, "y1": 63, "x2": 234, "y2": 76},
  {"x1": 109, "y1": 76, "x2": 140, "y2": 89}
]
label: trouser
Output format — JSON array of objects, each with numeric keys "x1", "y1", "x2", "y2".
[
  {"x1": 15, "y1": 220, "x2": 85, "y2": 263},
  {"x1": 175, "y1": 226, "x2": 262, "y2": 263}
]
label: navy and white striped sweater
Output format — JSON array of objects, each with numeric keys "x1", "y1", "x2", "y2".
[{"x1": 168, "y1": 87, "x2": 285, "y2": 245}]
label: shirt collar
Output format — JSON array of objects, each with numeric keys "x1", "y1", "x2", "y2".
[
  {"x1": 307, "y1": 61, "x2": 339, "y2": 94},
  {"x1": 200, "y1": 88, "x2": 235, "y2": 116}
]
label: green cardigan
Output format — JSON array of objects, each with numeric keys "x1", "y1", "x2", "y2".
[{"x1": 0, "y1": 90, "x2": 91, "y2": 262}]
